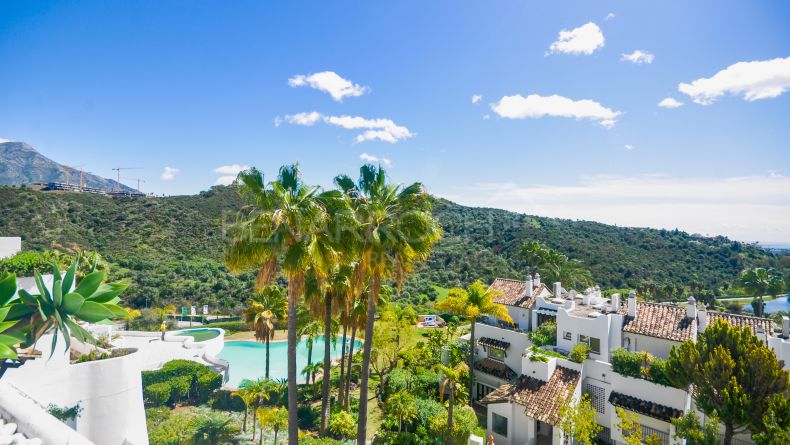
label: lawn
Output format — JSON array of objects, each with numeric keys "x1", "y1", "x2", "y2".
[{"x1": 175, "y1": 329, "x2": 221, "y2": 342}]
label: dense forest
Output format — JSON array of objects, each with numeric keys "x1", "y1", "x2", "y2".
[{"x1": 1, "y1": 185, "x2": 787, "y2": 310}]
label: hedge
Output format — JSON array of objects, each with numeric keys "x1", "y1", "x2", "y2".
[
  {"x1": 203, "y1": 321, "x2": 247, "y2": 333},
  {"x1": 569, "y1": 344, "x2": 590, "y2": 363},
  {"x1": 145, "y1": 383, "x2": 171, "y2": 406},
  {"x1": 611, "y1": 348, "x2": 642, "y2": 378},
  {"x1": 142, "y1": 360, "x2": 222, "y2": 406}
]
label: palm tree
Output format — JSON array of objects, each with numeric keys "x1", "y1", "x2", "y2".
[
  {"x1": 520, "y1": 241, "x2": 547, "y2": 276},
  {"x1": 343, "y1": 292, "x2": 368, "y2": 411},
  {"x1": 385, "y1": 390, "x2": 417, "y2": 433},
  {"x1": 738, "y1": 267, "x2": 785, "y2": 317},
  {"x1": 544, "y1": 257, "x2": 593, "y2": 290},
  {"x1": 334, "y1": 164, "x2": 442, "y2": 443},
  {"x1": 239, "y1": 378, "x2": 273, "y2": 441},
  {"x1": 243, "y1": 285, "x2": 287, "y2": 379},
  {"x1": 437, "y1": 280, "x2": 511, "y2": 406},
  {"x1": 297, "y1": 309, "x2": 323, "y2": 385},
  {"x1": 233, "y1": 389, "x2": 257, "y2": 432},
  {"x1": 190, "y1": 411, "x2": 239, "y2": 445},
  {"x1": 301, "y1": 361, "x2": 323, "y2": 398},
  {"x1": 258, "y1": 406, "x2": 289, "y2": 445},
  {"x1": 434, "y1": 362, "x2": 469, "y2": 443},
  {"x1": 226, "y1": 165, "x2": 343, "y2": 445}
]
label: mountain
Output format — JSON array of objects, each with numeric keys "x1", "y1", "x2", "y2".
[
  {"x1": 0, "y1": 185, "x2": 787, "y2": 310},
  {"x1": 0, "y1": 141, "x2": 138, "y2": 193}
]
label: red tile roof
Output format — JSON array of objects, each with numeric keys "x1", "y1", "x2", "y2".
[
  {"x1": 621, "y1": 302, "x2": 696, "y2": 342},
  {"x1": 479, "y1": 366, "x2": 581, "y2": 425},
  {"x1": 489, "y1": 278, "x2": 547, "y2": 309},
  {"x1": 474, "y1": 358, "x2": 517, "y2": 381},
  {"x1": 708, "y1": 311, "x2": 775, "y2": 337}
]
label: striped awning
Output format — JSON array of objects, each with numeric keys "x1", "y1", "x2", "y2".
[{"x1": 478, "y1": 337, "x2": 510, "y2": 350}]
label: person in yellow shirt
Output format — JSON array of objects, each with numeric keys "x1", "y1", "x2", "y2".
[{"x1": 160, "y1": 321, "x2": 167, "y2": 341}]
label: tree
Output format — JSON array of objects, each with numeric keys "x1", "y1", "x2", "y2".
[
  {"x1": 334, "y1": 164, "x2": 442, "y2": 444},
  {"x1": 297, "y1": 309, "x2": 323, "y2": 387},
  {"x1": 243, "y1": 285, "x2": 287, "y2": 379},
  {"x1": 738, "y1": 267, "x2": 784, "y2": 317},
  {"x1": 343, "y1": 292, "x2": 368, "y2": 411},
  {"x1": 434, "y1": 362, "x2": 469, "y2": 443},
  {"x1": 258, "y1": 406, "x2": 288, "y2": 445},
  {"x1": 519, "y1": 241, "x2": 546, "y2": 276},
  {"x1": 226, "y1": 165, "x2": 344, "y2": 445},
  {"x1": 556, "y1": 393, "x2": 600, "y2": 445},
  {"x1": 544, "y1": 257, "x2": 593, "y2": 290},
  {"x1": 671, "y1": 411, "x2": 720, "y2": 445},
  {"x1": 436, "y1": 280, "x2": 511, "y2": 406},
  {"x1": 385, "y1": 390, "x2": 417, "y2": 433},
  {"x1": 617, "y1": 407, "x2": 663, "y2": 445},
  {"x1": 239, "y1": 378, "x2": 273, "y2": 441},
  {"x1": 233, "y1": 389, "x2": 257, "y2": 433},
  {"x1": 190, "y1": 411, "x2": 239, "y2": 445},
  {"x1": 753, "y1": 394, "x2": 790, "y2": 445},
  {"x1": 667, "y1": 319, "x2": 790, "y2": 444}
]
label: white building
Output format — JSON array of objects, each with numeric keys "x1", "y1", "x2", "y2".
[{"x1": 473, "y1": 276, "x2": 790, "y2": 445}]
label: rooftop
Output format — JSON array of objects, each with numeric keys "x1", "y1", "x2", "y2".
[
  {"x1": 621, "y1": 302, "x2": 696, "y2": 342},
  {"x1": 489, "y1": 278, "x2": 548, "y2": 309},
  {"x1": 479, "y1": 366, "x2": 580, "y2": 425},
  {"x1": 474, "y1": 358, "x2": 518, "y2": 381},
  {"x1": 708, "y1": 311, "x2": 775, "y2": 337}
]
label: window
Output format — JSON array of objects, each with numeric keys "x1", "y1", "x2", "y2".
[
  {"x1": 578, "y1": 335, "x2": 601, "y2": 355},
  {"x1": 492, "y1": 413, "x2": 508, "y2": 437},
  {"x1": 563, "y1": 331, "x2": 572, "y2": 341},
  {"x1": 489, "y1": 348, "x2": 505, "y2": 362},
  {"x1": 476, "y1": 383, "x2": 495, "y2": 402}
]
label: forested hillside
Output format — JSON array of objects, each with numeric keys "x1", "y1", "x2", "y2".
[{"x1": 1, "y1": 185, "x2": 786, "y2": 310}]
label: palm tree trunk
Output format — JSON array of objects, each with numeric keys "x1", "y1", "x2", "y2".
[
  {"x1": 274, "y1": 429, "x2": 279, "y2": 445},
  {"x1": 724, "y1": 423, "x2": 734, "y2": 445},
  {"x1": 252, "y1": 411, "x2": 257, "y2": 442},
  {"x1": 338, "y1": 316, "x2": 348, "y2": 408},
  {"x1": 259, "y1": 423, "x2": 263, "y2": 445},
  {"x1": 242, "y1": 406, "x2": 248, "y2": 432},
  {"x1": 448, "y1": 387, "x2": 455, "y2": 444},
  {"x1": 468, "y1": 320, "x2": 476, "y2": 405},
  {"x1": 344, "y1": 324, "x2": 357, "y2": 411},
  {"x1": 321, "y1": 294, "x2": 333, "y2": 435},
  {"x1": 287, "y1": 292, "x2": 298, "y2": 445},
  {"x1": 265, "y1": 338, "x2": 271, "y2": 379},
  {"x1": 356, "y1": 274, "x2": 380, "y2": 445}
]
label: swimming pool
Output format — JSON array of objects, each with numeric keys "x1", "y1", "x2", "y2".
[
  {"x1": 742, "y1": 296, "x2": 790, "y2": 314},
  {"x1": 175, "y1": 328, "x2": 221, "y2": 342},
  {"x1": 218, "y1": 336, "x2": 362, "y2": 388}
]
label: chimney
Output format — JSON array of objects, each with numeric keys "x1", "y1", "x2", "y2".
[
  {"x1": 526, "y1": 276, "x2": 533, "y2": 298},
  {"x1": 698, "y1": 305, "x2": 708, "y2": 332},
  {"x1": 686, "y1": 296, "x2": 697, "y2": 319},
  {"x1": 611, "y1": 293, "x2": 621, "y2": 312},
  {"x1": 534, "y1": 273, "x2": 541, "y2": 287},
  {"x1": 783, "y1": 316, "x2": 789, "y2": 338},
  {"x1": 553, "y1": 282, "x2": 562, "y2": 299},
  {"x1": 582, "y1": 291, "x2": 590, "y2": 305},
  {"x1": 756, "y1": 326, "x2": 767, "y2": 343},
  {"x1": 627, "y1": 290, "x2": 637, "y2": 317}
]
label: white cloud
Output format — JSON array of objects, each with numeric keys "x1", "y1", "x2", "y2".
[
  {"x1": 213, "y1": 164, "x2": 250, "y2": 175},
  {"x1": 658, "y1": 97, "x2": 683, "y2": 109},
  {"x1": 215, "y1": 176, "x2": 237, "y2": 186},
  {"x1": 604, "y1": 12, "x2": 615, "y2": 21},
  {"x1": 441, "y1": 174, "x2": 790, "y2": 242},
  {"x1": 483, "y1": 114, "x2": 491, "y2": 120},
  {"x1": 160, "y1": 167, "x2": 180, "y2": 180},
  {"x1": 679, "y1": 56, "x2": 790, "y2": 105},
  {"x1": 621, "y1": 50, "x2": 654, "y2": 64},
  {"x1": 288, "y1": 71, "x2": 369, "y2": 101},
  {"x1": 624, "y1": 144, "x2": 634, "y2": 151},
  {"x1": 0, "y1": 138, "x2": 11, "y2": 143},
  {"x1": 279, "y1": 112, "x2": 413, "y2": 144},
  {"x1": 547, "y1": 22, "x2": 605, "y2": 55},
  {"x1": 472, "y1": 94, "x2": 483, "y2": 104},
  {"x1": 359, "y1": 152, "x2": 392, "y2": 167},
  {"x1": 490, "y1": 94, "x2": 622, "y2": 128}
]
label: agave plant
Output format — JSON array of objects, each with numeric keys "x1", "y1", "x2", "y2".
[{"x1": 0, "y1": 259, "x2": 128, "y2": 361}]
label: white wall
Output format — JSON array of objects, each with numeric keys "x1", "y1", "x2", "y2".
[
  {"x1": 505, "y1": 306, "x2": 531, "y2": 331},
  {"x1": 0, "y1": 237, "x2": 21, "y2": 259},
  {"x1": 622, "y1": 333, "x2": 681, "y2": 360},
  {"x1": 556, "y1": 308, "x2": 612, "y2": 362},
  {"x1": 768, "y1": 336, "x2": 790, "y2": 370},
  {"x1": 475, "y1": 323, "x2": 532, "y2": 375},
  {"x1": 487, "y1": 402, "x2": 534, "y2": 445}
]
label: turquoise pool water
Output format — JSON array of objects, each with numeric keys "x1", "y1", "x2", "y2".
[{"x1": 218, "y1": 336, "x2": 361, "y2": 388}]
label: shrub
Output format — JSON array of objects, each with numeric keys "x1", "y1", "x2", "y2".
[
  {"x1": 301, "y1": 437, "x2": 345, "y2": 445},
  {"x1": 298, "y1": 405, "x2": 319, "y2": 430},
  {"x1": 329, "y1": 410, "x2": 357, "y2": 439},
  {"x1": 569, "y1": 344, "x2": 590, "y2": 363},
  {"x1": 386, "y1": 368, "x2": 414, "y2": 395},
  {"x1": 528, "y1": 321, "x2": 557, "y2": 347},
  {"x1": 145, "y1": 382, "x2": 171, "y2": 406},
  {"x1": 142, "y1": 360, "x2": 222, "y2": 406},
  {"x1": 611, "y1": 348, "x2": 642, "y2": 378},
  {"x1": 206, "y1": 321, "x2": 247, "y2": 332},
  {"x1": 169, "y1": 375, "x2": 191, "y2": 404},
  {"x1": 210, "y1": 388, "x2": 245, "y2": 411},
  {"x1": 647, "y1": 358, "x2": 674, "y2": 387},
  {"x1": 412, "y1": 369, "x2": 440, "y2": 398},
  {"x1": 195, "y1": 371, "x2": 222, "y2": 402}
]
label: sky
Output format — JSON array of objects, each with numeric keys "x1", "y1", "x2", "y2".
[{"x1": 0, "y1": 1, "x2": 788, "y2": 244}]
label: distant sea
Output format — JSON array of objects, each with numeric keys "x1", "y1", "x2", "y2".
[{"x1": 759, "y1": 242, "x2": 790, "y2": 252}]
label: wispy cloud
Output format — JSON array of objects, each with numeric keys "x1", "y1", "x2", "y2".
[
  {"x1": 442, "y1": 174, "x2": 790, "y2": 242},
  {"x1": 359, "y1": 152, "x2": 392, "y2": 167},
  {"x1": 490, "y1": 94, "x2": 621, "y2": 128},
  {"x1": 288, "y1": 71, "x2": 369, "y2": 102},
  {"x1": 0, "y1": 137, "x2": 11, "y2": 143},
  {"x1": 547, "y1": 22, "x2": 604, "y2": 56},
  {"x1": 278, "y1": 112, "x2": 413, "y2": 144},
  {"x1": 658, "y1": 97, "x2": 683, "y2": 109},
  {"x1": 604, "y1": 12, "x2": 615, "y2": 21},
  {"x1": 160, "y1": 167, "x2": 180, "y2": 180},
  {"x1": 472, "y1": 94, "x2": 483, "y2": 104},
  {"x1": 621, "y1": 50, "x2": 654, "y2": 64},
  {"x1": 624, "y1": 144, "x2": 635, "y2": 151},
  {"x1": 213, "y1": 164, "x2": 250, "y2": 186},
  {"x1": 679, "y1": 56, "x2": 790, "y2": 104}
]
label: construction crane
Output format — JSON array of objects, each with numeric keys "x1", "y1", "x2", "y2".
[
  {"x1": 123, "y1": 177, "x2": 146, "y2": 193},
  {"x1": 111, "y1": 167, "x2": 141, "y2": 192},
  {"x1": 62, "y1": 165, "x2": 85, "y2": 187}
]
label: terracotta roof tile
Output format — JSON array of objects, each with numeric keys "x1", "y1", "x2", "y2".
[
  {"x1": 474, "y1": 358, "x2": 517, "y2": 381},
  {"x1": 621, "y1": 302, "x2": 696, "y2": 342},
  {"x1": 708, "y1": 311, "x2": 774, "y2": 337},
  {"x1": 489, "y1": 278, "x2": 547, "y2": 309},
  {"x1": 609, "y1": 391, "x2": 684, "y2": 422},
  {"x1": 478, "y1": 337, "x2": 510, "y2": 350},
  {"x1": 479, "y1": 366, "x2": 580, "y2": 425}
]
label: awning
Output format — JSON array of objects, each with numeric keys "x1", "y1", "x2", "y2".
[
  {"x1": 535, "y1": 307, "x2": 558, "y2": 316},
  {"x1": 608, "y1": 391, "x2": 683, "y2": 422},
  {"x1": 478, "y1": 337, "x2": 510, "y2": 350}
]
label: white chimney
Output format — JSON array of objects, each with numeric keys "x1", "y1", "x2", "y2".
[
  {"x1": 627, "y1": 290, "x2": 637, "y2": 317},
  {"x1": 526, "y1": 277, "x2": 533, "y2": 298},
  {"x1": 698, "y1": 305, "x2": 708, "y2": 332},
  {"x1": 553, "y1": 282, "x2": 562, "y2": 299},
  {"x1": 686, "y1": 296, "x2": 697, "y2": 319},
  {"x1": 582, "y1": 291, "x2": 590, "y2": 305},
  {"x1": 782, "y1": 316, "x2": 789, "y2": 338},
  {"x1": 534, "y1": 273, "x2": 541, "y2": 287},
  {"x1": 611, "y1": 293, "x2": 621, "y2": 312},
  {"x1": 756, "y1": 326, "x2": 767, "y2": 343}
]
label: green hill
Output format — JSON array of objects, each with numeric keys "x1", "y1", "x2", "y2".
[{"x1": 1, "y1": 185, "x2": 786, "y2": 310}]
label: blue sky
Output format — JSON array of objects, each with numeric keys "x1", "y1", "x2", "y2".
[{"x1": 1, "y1": 1, "x2": 788, "y2": 243}]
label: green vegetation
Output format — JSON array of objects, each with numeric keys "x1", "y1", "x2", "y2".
[
  {"x1": 737, "y1": 267, "x2": 785, "y2": 317},
  {"x1": 556, "y1": 393, "x2": 600, "y2": 445},
  {"x1": 527, "y1": 320, "x2": 557, "y2": 347},
  {"x1": 569, "y1": 343, "x2": 590, "y2": 363},
  {"x1": 142, "y1": 360, "x2": 223, "y2": 407},
  {"x1": 610, "y1": 348, "x2": 676, "y2": 387},
  {"x1": 668, "y1": 319, "x2": 790, "y2": 444},
  {"x1": 176, "y1": 329, "x2": 221, "y2": 342}
]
